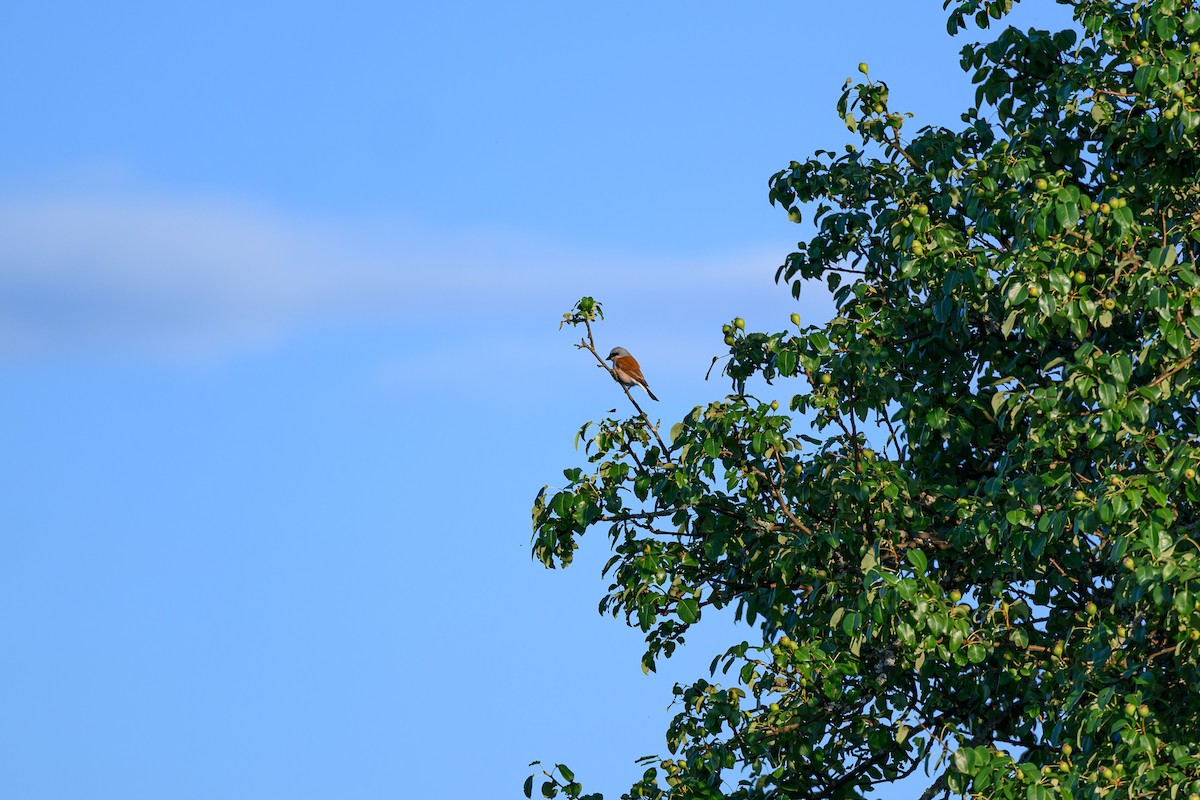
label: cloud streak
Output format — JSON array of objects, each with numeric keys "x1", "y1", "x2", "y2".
[{"x1": 0, "y1": 184, "x2": 823, "y2": 364}]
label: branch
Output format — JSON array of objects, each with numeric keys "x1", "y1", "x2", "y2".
[{"x1": 578, "y1": 316, "x2": 671, "y2": 456}]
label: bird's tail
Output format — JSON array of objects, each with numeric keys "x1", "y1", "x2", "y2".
[{"x1": 645, "y1": 386, "x2": 659, "y2": 402}]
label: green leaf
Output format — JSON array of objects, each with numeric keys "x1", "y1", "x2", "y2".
[
  {"x1": 776, "y1": 349, "x2": 797, "y2": 376},
  {"x1": 677, "y1": 597, "x2": 700, "y2": 624},
  {"x1": 1111, "y1": 354, "x2": 1133, "y2": 385},
  {"x1": 906, "y1": 549, "x2": 928, "y2": 574}
]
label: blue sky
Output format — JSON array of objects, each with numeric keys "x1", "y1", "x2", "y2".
[{"x1": 0, "y1": 2, "x2": 1074, "y2": 798}]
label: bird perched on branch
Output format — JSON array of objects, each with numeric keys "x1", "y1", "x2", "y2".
[{"x1": 606, "y1": 346, "x2": 658, "y2": 401}]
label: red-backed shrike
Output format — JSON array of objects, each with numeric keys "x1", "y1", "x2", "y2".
[{"x1": 606, "y1": 346, "x2": 659, "y2": 401}]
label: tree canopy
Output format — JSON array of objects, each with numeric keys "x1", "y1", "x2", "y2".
[{"x1": 531, "y1": 1, "x2": 1200, "y2": 797}]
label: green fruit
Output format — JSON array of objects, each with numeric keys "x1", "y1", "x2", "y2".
[
  {"x1": 1052, "y1": 641, "x2": 1064, "y2": 658},
  {"x1": 1124, "y1": 702, "x2": 1137, "y2": 716},
  {"x1": 1061, "y1": 743, "x2": 1072, "y2": 757},
  {"x1": 1138, "y1": 703, "x2": 1150, "y2": 718},
  {"x1": 820, "y1": 373, "x2": 832, "y2": 385},
  {"x1": 1123, "y1": 556, "x2": 1136, "y2": 570},
  {"x1": 912, "y1": 241, "x2": 925, "y2": 256},
  {"x1": 1186, "y1": 468, "x2": 1196, "y2": 480},
  {"x1": 787, "y1": 209, "x2": 801, "y2": 223},
  {"x1": 1035, "y1": 178, "x2": 1049, "y2": 191},
  {"x1": 1189, "y1": 629, "x2": 1199, "y2": 641},
  {"x1": 1191, "y1": 42, "x2": 1199, "y2": 54},
  {"x1": 724, "y1": 334, "x2": 736, "y2": 346},
  {"x1": 1102, "y1": 298, "x2": 1116, "y2": 311},
  {"x1": 1099, "y1": 202, "x2": 1111, "y2": 214},
  {"x1": 1102, "y1": 767, "x2": 1115, "y2": 781},
  {"x1": 734, "y1": 317, "x2": 745, "y2": 331},
  {"x1": 916, "y1": 203, "x2": 929, "y2": 217},
  {"x1": 1086, "y1": 602, "x2": 1098, "y2": 616},
  {"x1": 1073, "y1": 271, "x2": 1087, "y2": 285},
  {"x1": 858, "y1": 62, "x2": 869, "y2": 74},
  {"x1": 1028, "y1": 285, "x2": 1041, "y2": 298},
  {"x1": 888, "y1": 115, "x2": 903, "y2": 129},
  {"x1": 790, "y1": 312, "x2": 801, "y2": 326},
  {"x1": 1131, "y1": 54, "x2": 1144, "y2": 67},
  {"x1": 770, "y1": 400, "x2": 779, "y2": 411},
  {"x1": 949, "y1": 589, "x2": 962, "y2": 603},
  {"x1": 1074, "y1": 490, "x2": 1086, "y2": 501},
  {"x1": 873, "y1": 103, "x2": 884, "y2": 114}
]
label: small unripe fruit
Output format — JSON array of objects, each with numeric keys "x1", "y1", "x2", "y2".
[
  {"x1": 1102, "y1": 298, "x2": 1116, "y2": 311},
  {"x1": 1074, "y1": 490, "x2": 1086, "y2": 501},
  {"x1": 949, "y1": 589, "x2": 962, "y2": 603},
  {"x1": 1073, "y1": 271, "x2": 1087, "y2": 285},
  {"x1": 1086, "y1": 602, "x2": 1098, "y2": 616},
  {"x1": 1189, "y1": 629, "x2": 1199, "y2": 641},
  {"x1": 1036, "y1": 178, "x2": 1049, "y2": 191},
  {"x1": 911, "y1": 241, "x2": 925, "y2": 256},
  {"x1": 1132, "y1": 54, "x2": 1144, "y2": 67},
  {"x1": 1061, "y1": 743, "x2": 1072, "y2": 757},
  {"x1": 1123, "y1": 556, "x2": 1136, "y2": 570},
  {"x1": 790, "y1": 312, "x2": 801, "y2": 326},
  {"x1": 1052, "y1": 641, "x2": 1065, "y2": 658},
  {"x1": 788, "y1": 209, "x2": 801, "y2": 223},
  {"x1": 916, "y1": 203, "x2": 929, "y2": 217},
  {"x1": 1102, "y1": 767, "x2": 1115, "y2": 781},
  {"x1": 1124, "y1": 702, "x2": 1137, "y2": 716},
  {"x1": 1138, "y1": 703, "x2": 1150, "y2": 718},
  {"x1": 770, "y1": 400, "x2": 779, "y2": 411},
  {"x1": 858, "y1": 62, "x2": 869, "y2": 74},
  {"x1": 873, "y1": 103, "x2": 883, "y2": 114},
  {"x1": 724, "y1": 335, "x2": 736, "y2": 346},
  {"x1": 734, "y1": 317, "x2": 745, "y2": 331},
  {"x1": 1191, "y1": 42, "x2": 1200, "y2": 55},
  {"x1": 820, "y1": 373, "x2": 832, "y2": 385},
  {"x1": 1099, "y1": 202, "x2": 1110, "y2": 214},
  {"x1": 1028, "y1": 285, "x2": 1041, "y2": 298},
  {"x1": 888, "y1": 115, "x2": 903, "y2": 129},
  {"x1": 769, "y1": 702, "x2": 780, "y2": 712},
  {"x1": 1185, "y1": 468, "x2": 1196, "y2": 480}
]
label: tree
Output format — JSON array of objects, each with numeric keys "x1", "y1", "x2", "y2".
[{"x1": 530, "y1": 0, "x2": 1200, "y2": 797}]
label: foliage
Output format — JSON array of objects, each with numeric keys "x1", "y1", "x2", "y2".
[{"x1": 530, "y1": 1, "x2": 1200, "y2": 798}]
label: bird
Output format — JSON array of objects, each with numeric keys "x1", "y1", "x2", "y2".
[{"x1": 606, "y1": 346, "x2": 659, "y2": 401}]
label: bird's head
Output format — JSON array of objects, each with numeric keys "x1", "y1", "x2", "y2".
[{"x1": 607, "y1": 347, "x2": 629, "y2": 361}]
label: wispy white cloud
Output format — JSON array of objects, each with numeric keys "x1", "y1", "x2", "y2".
[{"x1": 0, "y1": 182, "x2": 828, "y2": 364}]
